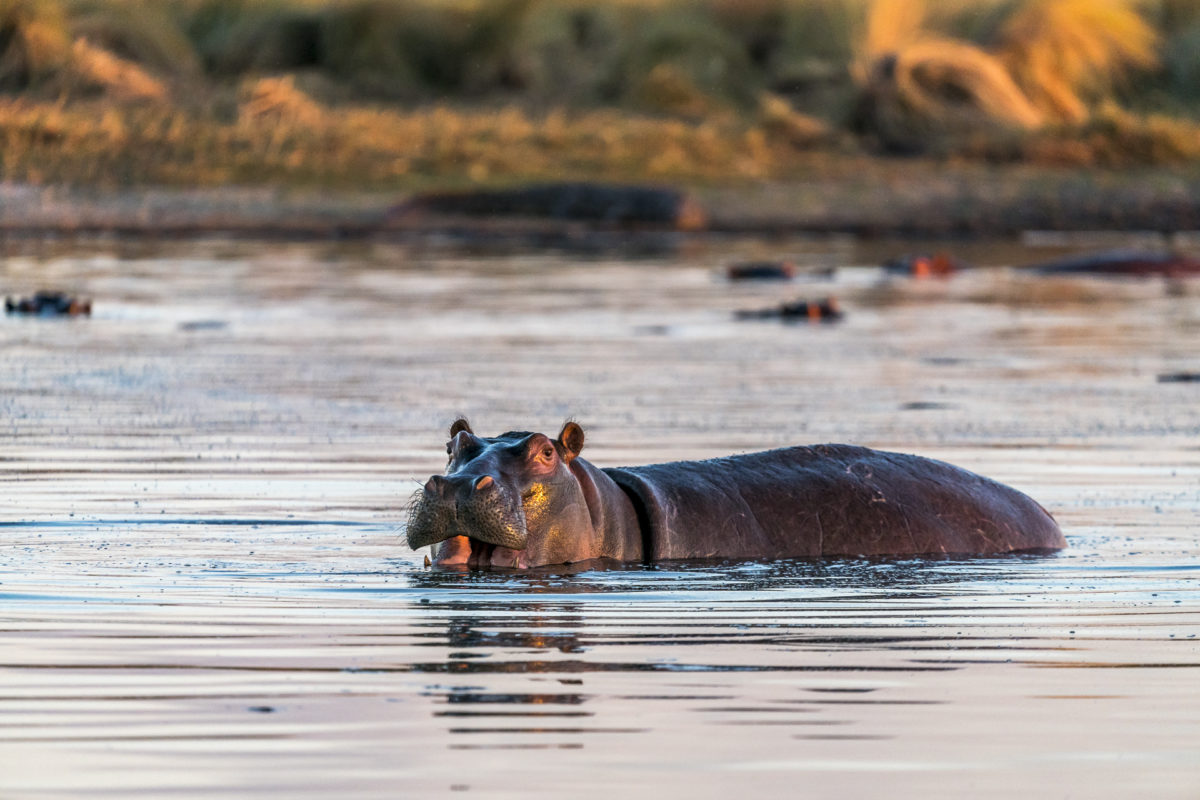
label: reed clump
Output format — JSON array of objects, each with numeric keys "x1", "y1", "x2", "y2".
[
  {"x1": 850, "y1": 0, "x2": 1166, "y2": 153},
  {"x1": 996, "y1": 0, "x2": 1158, "y2": 123}
]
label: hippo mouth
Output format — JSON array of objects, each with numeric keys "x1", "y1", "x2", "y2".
[
  {"x1": 465, "y1": 537, "x2": 496, "y2": 565},
  {"x1": 431, "y1": 535, "x2": 526, "y2": 569}
]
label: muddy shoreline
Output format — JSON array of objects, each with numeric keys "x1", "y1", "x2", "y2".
[{"x1": 6, "y1": 165, "x2": 1200, "y2": 244}]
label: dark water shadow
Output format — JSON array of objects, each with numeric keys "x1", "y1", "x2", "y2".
[{"x1": 400, "y1": 551, "x2": 1065, "y2": 602}]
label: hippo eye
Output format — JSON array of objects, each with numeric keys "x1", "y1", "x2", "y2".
[{"x1": 539, "y1": 445, "x2": 555, "y2": 461}]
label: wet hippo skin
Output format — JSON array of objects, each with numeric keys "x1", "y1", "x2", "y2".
[{"x1": 407, "y1": 420, "x2": 1065, "y2": 569}]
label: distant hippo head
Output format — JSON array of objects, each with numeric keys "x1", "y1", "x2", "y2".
[{"x1": 407, "y1": 419, "x2": 627, "y2": 569}]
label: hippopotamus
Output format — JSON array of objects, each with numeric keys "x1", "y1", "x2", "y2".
[
  {"x1": 5, "y1": 291, "x2": 91, "y2": 317},
  {"x1": 406, "y1": 420, "x2": 1065, "y2": 569},
  {"x1": 1031, "y1": 249, "x2": 1200, "y2": 277}
]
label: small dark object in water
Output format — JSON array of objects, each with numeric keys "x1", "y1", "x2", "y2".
[
  {"x1": 178, "y1": 320, "x2": 228, "y2": 332},
  {"x1": 884, "y1": 252, "x2": 961, "y2": 278},
  {"x1": 1032, "y1": 249, "x2": 1200, "y2": 277},
  {"x1": 726, "y1": 261, "x2": 796, "y2": 281},
  {"x1": 6, "y1": 291, "x2": 91, "y2": 317},
  {"x1": 407, "y1": 419, "x2": 1065, "y2": 569},
  {"x1": 388, "y1": 182, "x2": 706, "y2": 230},
  {"x1": 1157, "y1": 372, "x2": 1200, "y2": 383},
  {"x1": 736, "y1": 296, "x2": 843, "y2": 323}
]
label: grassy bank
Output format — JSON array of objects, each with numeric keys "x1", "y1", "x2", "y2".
[
  {"x1": 0, "y1": 91, "x2": 832, "y2": 188},
  {"x1": 3, "y1": 0, "x2": 1200, "y2": 191}
]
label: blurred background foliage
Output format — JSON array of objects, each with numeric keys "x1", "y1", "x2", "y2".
[{"x1": 3, "y1": 0, "x2": 1200, "y2": 187}]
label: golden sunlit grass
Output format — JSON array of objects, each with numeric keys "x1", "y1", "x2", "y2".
[
  {"x1": 997, "y1": 0, "x2": 1159, "y2": 123},
  {"x1": 239, "y1": 75, "x2": 323, "y2": 127},
  {"x1": 1024, "y1": 102, "x2": 1200, "y2": 166},
  {"x1": 69, "y1": 38, "x2": 166, "y2": 101},
  {"x1": 851, "y1": 0, "x2": 1172, "y2": 154},
  {"x1": 2, "y1": 0, "x2": 1200, "y2": 188},
  {"x1": 857, "y1": 0, "x2": 924, "y2": 67},
  {"x1": 0, "y1": 91, "x2": 829, "y2": 188},
  {"x1": 757, "y1": 92, "x2": 833, "y2": 148},
  {"x1": 855, "y1": 31, "x2": 1046, "y2": 153},
  {"x1": 0, "y1": 0, "x2": 71, "y2": 88}
]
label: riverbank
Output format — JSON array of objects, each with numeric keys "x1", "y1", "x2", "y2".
[{"x1": 6, "y1": 160, "x2": 1200, "y2": 244}]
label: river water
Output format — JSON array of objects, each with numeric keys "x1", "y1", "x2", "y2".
[{"x1": 1, "y1": 237, "x2": 1198, "y2": 799}]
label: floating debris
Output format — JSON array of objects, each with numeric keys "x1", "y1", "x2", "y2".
[
  {"x1": 5, "y1": 291, "x2": 92, "y2": 317},
  {"x1": 178, "y1": 320, "x2": 228, "y2": 332},
  {"x1": 884, "y1": 252, "x2": 962, "y2": 278},
  {"x1": 1032, "y1": 250, "x2": 1200, "y2": 277},
  {"x1": 1157, "y1": 372, "x2": 1200, "y2": 383},
  {"x1": 726, "y1": 261, "x2": 796, "y2": 281},
  {"x1": 736, "y1": 296, "x2": 843, "y2": 323}
]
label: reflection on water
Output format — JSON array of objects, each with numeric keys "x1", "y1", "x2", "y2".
[{"x1": 1, "y1": 238, "x2": 1199, "y2": 798}]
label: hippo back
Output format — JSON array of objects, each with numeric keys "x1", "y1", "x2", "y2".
[{"x1": 604, "y1": 444, "x2": 1064, "y2": 560}]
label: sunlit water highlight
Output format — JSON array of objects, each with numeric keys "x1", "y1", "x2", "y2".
[{"x1": 1, "y1": 238, "x2": 1198, "y2": 798}]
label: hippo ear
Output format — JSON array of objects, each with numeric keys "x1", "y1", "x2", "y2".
[
  {"x1": 557, "y1": 421, "x2": 585, "y2": 462},
  {"x1": 449, "y1": 418, "x2": 473, "y2": 437}
]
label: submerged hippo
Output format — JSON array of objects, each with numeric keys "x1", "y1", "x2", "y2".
[
  {"x1": 1031, "y1": 249, "x2": 1200, "y2": 277},
  {"x1": 406, "y1": 420, "x2": 1064, "y2": 569},
  {"x1": 5, "y1": 291, "x2": 91, "y2": 317}
]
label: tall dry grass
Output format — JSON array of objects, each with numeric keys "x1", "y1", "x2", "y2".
[
  {"x1": 2, "y1": 0, "x2": 1200, "y2": 186},
  {"x1": 996, "y1": 0, "x2": 1158, "y2": 122},
  {"x1": 70, "y1": 0, "x2": 201, "y2": 79},
  {"x1": 852, "y1": 1, "x2": 1043, "y2": 151},
  {"x1": 851, "y1": 0, "x2": 1169, "y2": 152},
  {"x1": 69, "y1": 37, "x2": 167, "y2": 100},
  {"x1": 0, "y1": 0, "x2": 71, "y2": 89},
  {"x1": 857, "y1": 0, "x2": 925, "y2": 67},
  {"x1": 0, "y1": 89, "x2": 829, "y2": 187}
]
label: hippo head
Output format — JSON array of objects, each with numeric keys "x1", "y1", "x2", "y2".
[{"x1": 407, "y1": 419, "x2": 603, "y2": 568}]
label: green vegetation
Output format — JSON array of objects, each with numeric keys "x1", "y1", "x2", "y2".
[{"x1": 3, "y1": 0, "x2": 1200, "y2": 189}]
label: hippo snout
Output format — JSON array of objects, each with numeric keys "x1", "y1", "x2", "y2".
[{"x1": 406, "y1": 472, "x2": 528, "y2": 551}]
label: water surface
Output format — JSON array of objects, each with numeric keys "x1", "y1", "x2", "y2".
[{"x1": 1, "y1": 238, "x2": 1198, "y2": 798}]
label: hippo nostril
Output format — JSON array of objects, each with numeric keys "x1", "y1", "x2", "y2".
[
  {"x1": 424, "y1": 475, "x2": 446, "y2": 496},
  {"x1": 475, "y1": 475, "x2": 494, "y2": 491}
]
